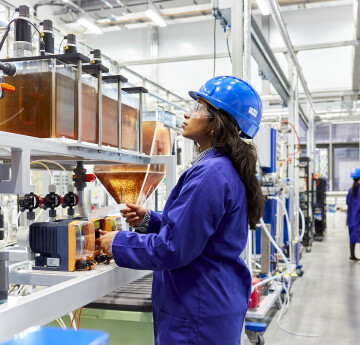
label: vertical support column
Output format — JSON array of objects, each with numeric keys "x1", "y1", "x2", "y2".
[
  {"x1": 76, "y1": 60, "x2": 83, "y2": 143},
  {"x1": 329, "y1": 123, "x2": 333, "y2": 191},
  {"x1": 231, "y1": 0, "x2": 243, "y2": 78},
  {"x1": 243, "y1": 0, "x2": 251, "y2": 82},
  {"x1": 294, "y1": 69, "x2": 300, "y2": 239},
  {"x1": 117, "y1": 80, "x2": 122, "y2": 151},
  {"x1": 0, "y1": 148, "x2": 31, "y2": 194},
  {"x1": 139, "y1": 92, "x2": 144, "y2": 154},
  {"x1": 51, "y1": 58, "x2": 56, "y2": 138},
  {"x1": 287, "y1": 57, "x2": 295, "y2": 241},
  {"x1": 98, "y1": 70, "x2": 103, "y2": 147}
]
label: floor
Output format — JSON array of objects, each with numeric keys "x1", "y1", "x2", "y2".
[{"x1": 264, "y1": 226, "x2": 360, "y2": 345}]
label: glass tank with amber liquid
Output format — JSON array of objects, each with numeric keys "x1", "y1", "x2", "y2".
[
  {"x1": 0, "y1": 59, "x2": 77, "y2": 139},
  {"x1": 94, "y1": 108, "x2": 175, "y2": 205}
]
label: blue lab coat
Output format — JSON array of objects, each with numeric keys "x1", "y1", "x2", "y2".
[
  {"x1": 112, "y1": 149, "x2": 251, "y2": 345},
  {"x1": 346, "y1": 187, "x2": 360, "y2": 243}
]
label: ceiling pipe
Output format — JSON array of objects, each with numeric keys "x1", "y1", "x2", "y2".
[{"x1": 265, "y1": 0, "x2": 317, "y2": 118}]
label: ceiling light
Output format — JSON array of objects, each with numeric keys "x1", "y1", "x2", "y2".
[
  {"x1": 115, "y1": 0, "x2": 124, "y2": 5},
  {"x1": 97, "y1": 18, "x2": 111, "y2": 24},
  {"x1": 145, "y1": 9, "x2": 167, "y2": 27},
  {"x1": 62, "y1": 0, "x2": 70, "y2": 3},
  {"x1": 77, "y1": 18, "x2": 103, "y2": 34},
  {"x1": 255, "y1": 0, "x2": 270, "y2": 16}
]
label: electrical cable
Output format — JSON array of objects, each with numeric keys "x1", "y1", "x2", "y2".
[
  {"x1": 35, "y1": 159, "x2": 67, "y2": 172},
  {"x1": 77, "y1": 307, "x2": 83, "y2": 329},
  {"x1": 30, "y1": 161, "x2": 54, "y2": 184},
  {"x1": 69, "y1": 309, "x2": 78, "y2": 329},
  {"x1": 31, "y1": 23, "x2": 39, "y2": 39},
  {"x1": 281, "y1": 120, "x2": 301, "y2": 156},
  {"x1": 68, "y1": 312, "x2": 77, "y2": 331},
  {"x1": 0, "y1": 17, "x2": 43, "y2": 53},
  {"x1": 58, "y1": 37, "x2": 65, "y2": 54},
  {"x1": 213, "y1": 16, "x2": 216, "y2": 78},
  {"x1": 226, "y1": 35, "x2": 232, "y2": 64},
  {"x1": 56, "y1": 318, "x2": 66, "y2": 330}
]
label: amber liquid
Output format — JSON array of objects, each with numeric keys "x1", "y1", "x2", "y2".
[
  {"x1": 94, "y1": 122, "x2": 171, "y2": 205},
  {"x1": 102, "y1": 95, "x2": 139, "y2": 151},
  {"x1": 0, "y1": 72, "x2": 76, "y2": 138},
  {"x1": 81, "y1": 83, "x2": 98, "y2": 143}
]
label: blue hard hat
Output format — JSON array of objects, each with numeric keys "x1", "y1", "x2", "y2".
[
  {"x1": 189, "y1": 76, "x2": 263, "y2": 138},
  {"x1": 350, "y1": 168, "x2": 360, "y2": 179}
]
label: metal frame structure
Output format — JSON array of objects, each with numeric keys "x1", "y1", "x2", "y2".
[
  {"x1": 0, "y1": 263, "x2": 150, "y2": 342},
  {"x1": 0, "y1": 128, "x2": 176, "y2": 343}
]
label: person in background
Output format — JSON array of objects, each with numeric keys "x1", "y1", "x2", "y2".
[
  {"x1": 96, "y1": 76, "x2": 264, "y2": 344},
  {"x1": 346, "y1": 168, "x2": 360, "y2": 262}
]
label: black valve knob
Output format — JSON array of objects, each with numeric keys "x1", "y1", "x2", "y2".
[
  {"x1": 42, "y1": 187, "x2": 62, "y2": 219},
  {"x1": 62, "y1": 191, "x2": 80, "y2": 216}
]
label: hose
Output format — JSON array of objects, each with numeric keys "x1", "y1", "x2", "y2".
[
  {"x1": 268, "y1": 196, "x2": 292, "y2": 241},
  {"x1": 298, "y1": 208, "x2": 305, "y2": 241},
  {"x1": 252, "y1": 219, "x2": 290, "y2": 289},
  {"x1": 76, "y1": 189, "x2": 88, "y2": 218},
  {"x1": 9, "y1": 260, "x2": 31, "y2": 272}
]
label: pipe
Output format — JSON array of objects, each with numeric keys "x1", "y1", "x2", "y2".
[
  {"x1": 299, "y1": 207, "x2": 305, "y2": 241},
  {"x1": 265, "y1": 0, "x2": 316, "y2": 116},
  {"x1": 8, "y1": 260, "x2": 31, "y2": 273},
  {"x1": 268, "y1": 196, "x2": 292, "y2": 241},
  {"x1": 243, "y1": 0, "x2": 251, "y2": 82},
  {"x1": 76, "y1": 189, "x2": 88, "y2": 218},
  {"x1": 253, "y1": 219, "x2": 290, "y2": 289}
]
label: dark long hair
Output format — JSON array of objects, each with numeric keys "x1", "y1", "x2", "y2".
[
  {"x1": 206, "y1": 105, "x2": 264, "y2": 230},
  {"x1": 352, "y1": 178, "x2": 360, "y2": 197}
]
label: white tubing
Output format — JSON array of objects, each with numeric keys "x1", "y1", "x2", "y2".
[
  {"x1": 9, "y1": 260, "x2": 31, "y2": 272},
  {"x1": 298, "y1": 208, "x2": 305, "y2": 241},
  {"x1": 36, "y1": 160, "x2": 67, "y2": 172},
  {"x1": 268, "y1": 196, "x2": 291, "y2": 238},
  {"x1": 253, "y1": 219, "x2": 290, "y2": 289}
]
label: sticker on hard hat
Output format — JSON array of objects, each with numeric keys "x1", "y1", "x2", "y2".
[{"x1": 248, "y1": 107, "x2": 258, "y2": 117}]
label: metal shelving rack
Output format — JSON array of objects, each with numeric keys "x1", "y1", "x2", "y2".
[{"x1": 0, "y1": 129, "x2": 176, "y2": 342}]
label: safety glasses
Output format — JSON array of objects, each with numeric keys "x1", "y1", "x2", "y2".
[{"x1": 187, "y1": 101, "x2": 213, "y2": 118}]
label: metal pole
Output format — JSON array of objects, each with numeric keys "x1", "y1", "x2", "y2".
[
  {"x1": 117, "y1": 80, "x2": 122, "y2": 150},
  {"x1": 265, "y1": 0, "x2": 316, "y2": 114},
  {"x1": 51, "y1": 58, "x2": 56, "y2": 138},
  {"x1": 76, "y1": 60, "x2": 83, "y2": 143},
  {"x1": 288, "y1": 57, "x2": 295, "y2": 238},
  {"x1": 231, "y1": 0, "x2": 243, "y2": 78},
  {"x1": 97, "y1": 70, "x2": 103, "y2": 147},
  {"x1": 139, "y1": 92, "x2": 143, "y2": 153},
  {"x1": 294, "y1": 69, "x2": 300, "y2": 239},
  {"x1": 329, "y1": 123, "x2": 333, "y2": 191},
  {"x1": 243, "y1": 0, "x2": 251, "y2": 82}
]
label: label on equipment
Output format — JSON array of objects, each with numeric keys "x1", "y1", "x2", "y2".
[
  {"x1": 47, "y1": 258, "x2": 60, "y2": 267},
  {"x1": 249, "y1": 107, "x2": 258, "y2": 117}
]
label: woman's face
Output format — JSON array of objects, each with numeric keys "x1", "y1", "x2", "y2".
[{"x1": 182, "y1": 98, "x2": 213, "y2": 146}]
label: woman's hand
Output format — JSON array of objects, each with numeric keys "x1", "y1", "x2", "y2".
[
  {"x1": 95, "y1": 230, "x2": 117, "y2": 256},
  {"x1": 120, "y1": 202, "x2": 147, "y2": 227}
]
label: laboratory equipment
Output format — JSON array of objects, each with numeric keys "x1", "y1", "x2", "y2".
[
  {"x1": 94, "y1": 109, "x2": 174, "y2": 205},
  {"x1": 30, "y1": 219, "x2": 95, "y2": 272}
]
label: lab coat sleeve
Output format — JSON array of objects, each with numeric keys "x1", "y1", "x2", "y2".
[
  {"x1": 147, "y1": 210, "x2": 163, "y2": 234},
  {"x1": 111, "y1": 164, "x2": 229, "y2": 270}
]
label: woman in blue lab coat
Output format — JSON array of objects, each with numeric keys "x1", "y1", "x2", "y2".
[
  {"x1": 346, "y1": 168, "x2": 360, "y2": 262},
  {"x1": 97, "y1": 76, "x2": 264, "y2": 345}
]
